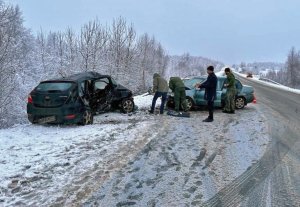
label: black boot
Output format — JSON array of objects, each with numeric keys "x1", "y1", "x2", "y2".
[{"x1": 203, "y1": 117, "x2": 213, "y2": 122}]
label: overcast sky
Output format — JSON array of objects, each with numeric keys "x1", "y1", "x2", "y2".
[{"x1": 7, "y1": 0, "x2": 300, "y2": 64}]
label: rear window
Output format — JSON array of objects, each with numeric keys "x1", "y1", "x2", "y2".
[
  {"x1": 235, "y1": 79, "x2": 243, "y2": 90},
  {"x1": 36, "y1": 82, "x2": 74, "y2": 92}
]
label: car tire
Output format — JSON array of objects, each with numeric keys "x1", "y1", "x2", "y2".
[
  {"x1": 166, "y1": 97, "x2": 175, "y2": 109},
  {"x1": 80, "y1": 109, "x2": 93, "y2": 125},
  {"x1": 121, "y1": 99, "x2": 134, "y2": 113},
  {"x1": 182, "y1": 97, "x2": 194, "y2": 111},
  {"x1": 235, "y1": 97, "x2": 245, "y2": 109}
]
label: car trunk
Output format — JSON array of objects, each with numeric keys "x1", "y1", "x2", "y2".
[{"x1": 242, "y1": 85, "x2": 254, "y2": 94}]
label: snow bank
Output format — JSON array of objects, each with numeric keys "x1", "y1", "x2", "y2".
[{"x1": 134, "y1": 93, "x2": 163, "y2": 110}]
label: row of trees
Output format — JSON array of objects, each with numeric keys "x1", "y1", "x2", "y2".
[
  {"x1": 165, "y1": 53, "x2": 224, "y2": 79},
  {"x1": 33, "y1": 17, "x2": 169, "y2": 92},
  {"x1": 263, "y1": 47, "x2": 300, "y2": 88}
]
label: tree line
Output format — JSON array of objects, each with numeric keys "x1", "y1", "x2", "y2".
[
  {"x1": 236, "y1": 48, "x2": 300, "y2": 89},
  {"x1": 33, "y1": 17, "x2": 169, "y2": 92},
  {"x1": 261, "y1": 47, "x2": 300, "y2": 88},
  {"x1": 165, "y1": 53, "x2": 224, "y2": 79}
]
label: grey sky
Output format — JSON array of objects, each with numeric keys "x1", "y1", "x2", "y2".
[{"x1": 7, "y1": 0, "x2": 300, "y2": 64}]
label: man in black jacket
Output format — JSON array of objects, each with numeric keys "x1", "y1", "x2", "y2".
[{"x1": 195, "y1": 65, "x2": 218, "y2": 122}]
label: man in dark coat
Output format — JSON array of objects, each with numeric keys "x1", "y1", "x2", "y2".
[
  {"x1": 169, "y1": 77, "x2": 188, "y2": 112},
  {"x1": 195, "y1": 65, "x2": 218, "y2": 122}
]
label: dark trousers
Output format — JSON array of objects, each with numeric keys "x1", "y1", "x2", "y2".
[
  {"x1": 151, "y1": 92, "x2": 168, "y2": 114},
  {"x1": 207, "y1": 100, "x2": 214, "y2": 119}
]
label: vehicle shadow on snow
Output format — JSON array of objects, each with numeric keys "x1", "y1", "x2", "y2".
[{"x1": 28, "y1": 110, "x2": 150, "y2": 128}]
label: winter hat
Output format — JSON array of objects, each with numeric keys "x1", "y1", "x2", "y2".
[
  {"x1": 207, "y1": 66, "x2": 214, "y2": 71},
  {"x1": 153, "y1": 73, "x2": 160, "y2": 78},
  {"x1": 224, "y1": 67, "x2": 231, "y2": 73}
]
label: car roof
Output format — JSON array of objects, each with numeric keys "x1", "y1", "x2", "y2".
[
  {"x1": 41, "y1": 72, "x2": 111, "y2": 83},
  {"x1": 188, "y1": 75, "x2": 226, "y2": 80}
]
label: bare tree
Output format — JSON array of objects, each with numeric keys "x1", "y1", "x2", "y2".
[
  {"x1": 0, "y1": 2, "x2": 34, "y2": 127},
  {"x1": 79, "y1": 19, "x2": 108, "y2": 71},
  {"x1": 123, "y1": 23, "x2": 136, "y2": 70},
  {"x1": 286, "y1": 47, "x2": 300, "y2": 88},
  {"x1": 63, "y1": 28, "x2": 79, "y2": 75},
  {"x1": 134, "y1": 34, "x2": 169, "y2": 91},
  {"x1": 0, "y1": 4, "x2": 19, "y2": 109},
  {"x1": 109, "y1": 17, "x2": 126, "y2": 69},
  {"x1": 0, "y1": 3, "x2": 21, "y2": 108},
  {"x1": 136, "y1": 34, "x2": 152, "y2": 90}
]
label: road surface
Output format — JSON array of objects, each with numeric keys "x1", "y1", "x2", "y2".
[{"x1": 204, "y1": 75, "x2": 300, "y2": 207}]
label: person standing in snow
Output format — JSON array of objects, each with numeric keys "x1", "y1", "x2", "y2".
[
  {"x1": 195, "y1": 65, "x2": 217, "y2": 122},
  {"x1": 149, "y1": 73, "x2": 169, "y2": 114},
  {"x1": 223, "y1": 67, "x2": 236, "y2": 114},
  {"x1": 168, "y1": 76, "x2": 188, "y2": 112}
]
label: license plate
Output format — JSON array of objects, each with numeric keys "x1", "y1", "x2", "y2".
[{"x1": 38, "y1": 116, "x2": 56, "y2": 124}]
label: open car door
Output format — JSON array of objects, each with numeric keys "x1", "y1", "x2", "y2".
[{"x1": 91, "y1": 77, "x2": 113, "y2": 112}]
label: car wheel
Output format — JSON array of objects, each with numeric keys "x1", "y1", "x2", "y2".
[
  {"x1": 28, "y1": 114, "x2": 35, "y2": 124},
  {"x1": 235, "y1": 97, "x2": 245, "y2": 109},
  {"x1": 121, "y1": 99, "x2": 134, "y2": 113},
  {"x1": 166, "y1": 97, "x2": 175, "y2": 109},
  {"x1": 80, "y1": 109, "x2": 93, "y2": 125},
  {"x1": 182, "y1": 97, "x2": 194, "y2": 111}
]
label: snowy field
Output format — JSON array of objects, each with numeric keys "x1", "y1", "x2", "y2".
[{"x1": 0, "y1": 94, "x2": 270, "y2": 206}]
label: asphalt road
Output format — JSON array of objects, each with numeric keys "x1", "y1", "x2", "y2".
[{"x1": 204, "y1": 75, "x2": 300, "y2": 206}]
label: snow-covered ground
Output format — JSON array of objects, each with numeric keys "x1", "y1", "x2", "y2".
[
  {"x1": 0, "y1": 94, "x2": 270, "y2": 206},
  {"x1": 84, "y1": 104, "x2": 270, "y2": 206}
]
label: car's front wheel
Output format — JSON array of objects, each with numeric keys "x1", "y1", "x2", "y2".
[
  {"x1": 235, "y1": 97, "x2": 245, "y2": 109},
  {"x1": 121, "y1": 99, "x2": 134, "y2": 113},
  {"x1": 80, "y1": 109, "x2": 93, "y2": 125},
  {"x1": 182, "y1": 97, "x2": 194, "y2": 111}
]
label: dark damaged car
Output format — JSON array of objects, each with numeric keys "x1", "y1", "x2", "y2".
[{"x1": 27, "y1": 72, "x2": 135, "y2": 125}]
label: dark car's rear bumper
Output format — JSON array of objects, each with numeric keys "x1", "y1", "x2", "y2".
[{"x1": 27, "y1": 103, "x2": 84, "y2": 124}]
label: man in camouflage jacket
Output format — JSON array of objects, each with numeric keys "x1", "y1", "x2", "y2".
[
  {"x1": 169, "y1": 76, "x2": 188, "y2": 112},
  {"x1": 223, "y1": 68, "x2": 236, "y2": 113}
]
